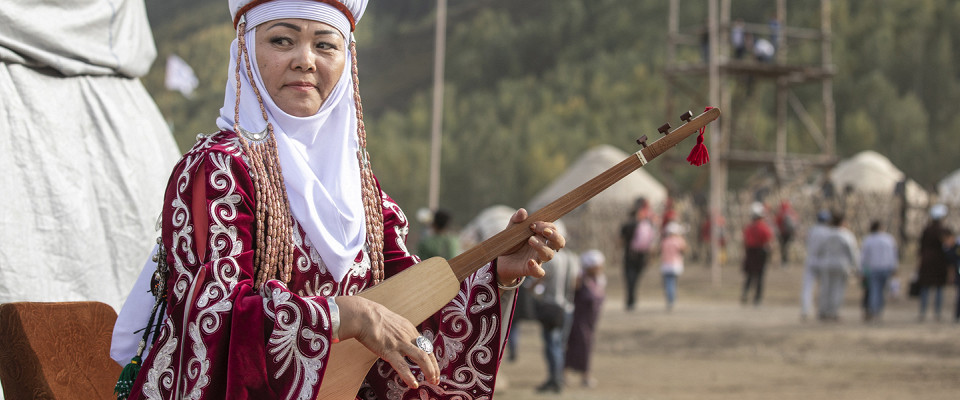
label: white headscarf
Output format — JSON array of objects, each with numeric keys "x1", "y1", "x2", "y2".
[
  {"x1": 217, "y1": 0, "x2": 369, "y2": 283},
  {"x1": 579, "y1": 250, "x2": 605, "y2": 269}
]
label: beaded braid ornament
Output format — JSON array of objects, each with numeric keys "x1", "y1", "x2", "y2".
[
  {"x1": 350, "y1": 40, "x2": 386, "y2": 284},
  {"x1": 114, "y1": 237, "x2": 169, "y2": 400},
  {"x1": 234, "y1": 20, "x2": 384, "y2": 288}
]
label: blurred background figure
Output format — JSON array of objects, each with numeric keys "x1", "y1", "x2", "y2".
[
  {"x1": 533, "y1": 221, "x2": 579, "y2": 394},
  {"x1": 699, "y1": 22, "x2": 710, "y2": 64},
  {"x1": 505, "y1": 278, "x2": 535, "y2": 363},
  {"x1": 0, "y1": 0, "x2": 179, "y2": 311},
  {"x1": 565, "y1": 249, "x2": 607, "y2": 389},
  {"x1": 660, "y1": 222, "x2": 688, "y2": 311},
  {"x1": 944, "y1": 231, "x2": 960, "y2": 323},
  {"x1": 860, "y1": 220, "x2": 899, "y2": 322},
  {"x1": 774, "y1": 200, "x2": 798, "y2": 265},
  {"x1": 416, "y1": 208, "x2": 460, "y2": 259},
  {"x1": 731, "y1": 18, "x2": 746, "y2": 59},
  {"x1": 620, "y1": 197, "x2": 656, "y2": 311},
  {"x1": 801, "y1": 210, "x2": 832, "y2": 321},
  {"x1": 815, "y1": 213, "x2": 859, "y2": 322},
  {"x1": 660, "y1": 197, "x2": 677, "y2": 240},
  {"x1": 741, "y1": 202, "x2": 773, "y2": 306},
  {"x1": 916, "y1": 204, "x2": 950, "y2": 322},
  {"x1": 754, "y1": 36, "x2": 775, "y2": 63},
  {"x1": 768, "y1": 13, "x2": 781, "y2": 50},
  {"x1": 697, "y1": 213, "x2": 727, "y2": 265}
]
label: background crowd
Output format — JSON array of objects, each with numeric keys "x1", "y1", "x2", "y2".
[{"x1": 416, "y1": 192, "x2": 960, "y2": 395}]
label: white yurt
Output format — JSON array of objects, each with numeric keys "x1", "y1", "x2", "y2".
[
  {"x1": 527, "y1": 145, "x2": 668, "y2": 211},
  {"x1": 828, "y1": 150, "x2": 928, "y2": 205},
  {"x1": 938, "y1": 169, "x2": 960, "y2": 205},
  {"x1": 459, "y1": 205, "x2": 518, "y2": 249},
  {"x1": 526, "y1": 144, "x2": 668, "y2": 260},
  {"x1": 810, "y1": 150, "x2": 931, "y2": 241}
]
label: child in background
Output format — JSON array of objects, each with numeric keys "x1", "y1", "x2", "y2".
[
  {"x1": 565, "y1": 250, "x2": 607, "y2": 388},
  {"x1": 661, "y1": 222, "x2": 689, "y2": 311}
]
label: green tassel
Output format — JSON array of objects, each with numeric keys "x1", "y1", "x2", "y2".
[{"x1": 114, "y1": 355, "x2": 142, "y2": 400}]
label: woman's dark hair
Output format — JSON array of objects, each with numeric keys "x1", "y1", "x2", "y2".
[
  {"x1": 630, "y1": 197, "x2": 648, "y2": 216},
  {"x1": 870, "y1": 220, "x2": 881, "y2": 232},
  {"x1": 433, "y1": 209, "x2": 451, "y2": 230},
  {"x1": 831, "y1": 213, "x2": 845, "y2": 227}
]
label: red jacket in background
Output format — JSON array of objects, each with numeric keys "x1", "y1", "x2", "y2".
[{"x1": 743, "y1": 219, "x2": 774, "y2": 249}]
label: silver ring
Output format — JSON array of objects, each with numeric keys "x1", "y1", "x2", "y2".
[{"x1": 415, "y1": 335, "x2": 433, "y2": 355}]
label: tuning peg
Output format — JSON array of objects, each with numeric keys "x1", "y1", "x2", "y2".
[
  {"x1": 658, "y1": 123, "x2": 671, "y2": 135},
  {"x1": 680, "y1": 110, "x2": 693, "y2": 122},
  {"x1": 636, "y1": 135, "x2": 649, "y2": 148}
]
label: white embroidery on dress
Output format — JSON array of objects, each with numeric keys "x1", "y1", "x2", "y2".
[
  {"x1": 143, "y1": 318, "x2": 178, "y2": 400},
  {"x1": 305, "y1": 231, "x2": 327, "y2": 275},
  {"x1": 441, "y1": 267, "x2": 497, "y2": 394},
  {"x1": 182, "y1": 321, "x2": 211, "y2": 399},
  {"x1": 344, "y1": 246, "x2": 371, "y2": 286},
  {"x1": 291, "y1": 222, "x2": 311, "y2": 274},
  {"x1": 300, "y1": 273, "x2": 337, "y2": 298},
  {"x1": 293, "y1": 220, "x2": 346, "y2": 297},
  {"x1": 181, "y1": 150, "x2": 245, "y2": 396},
  {"x1": 170, "y1": 154, "x2": 201, "y2": 303},
  {"x1": 290, "y1": 214, "x2": 371, "y2": 296},
  {"x1": 374, "y1": 264, "x2": 500, "y2": 399},
  {"x1": 189, "y1": 132, "x2": 239, "y2": 154},
  {"x1": 382, "y1": 197, "x2": 413, "y2": 256},
  {"x1": 263, "y1": 284, "x2": 330, "y2": 400},
  {"x1": 169, "y1": 135, "x2": 243, "y2": 303},
  {"x1": 468, "y1": 266, "x2": 498, "y2": 314},
  {"x1": 165, "y1": 140, "x2": 246, "y2": 398},
  {"x1": 208, "y1": 152, "x2": 242, "y2": 259}
]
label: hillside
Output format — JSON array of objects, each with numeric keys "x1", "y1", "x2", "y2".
[{"x1": 144, "y1": 0, "x2": 960, "y2": 224}]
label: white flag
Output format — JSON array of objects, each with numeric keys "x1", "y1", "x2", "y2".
[{"x1": 165, "y1": 54, "x2": 199, "y2": 98}]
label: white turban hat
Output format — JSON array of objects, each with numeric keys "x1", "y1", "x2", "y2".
[{"x1": 229, "y1": 0, "x2": 368, "y2": 35}]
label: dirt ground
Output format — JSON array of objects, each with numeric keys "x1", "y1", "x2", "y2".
[{"x1": 493, "y1": 260, "x2": 960, "y2": 400}]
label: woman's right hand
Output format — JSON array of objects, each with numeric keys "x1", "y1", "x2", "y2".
[{"x1": 333, "y1": 296, "x2": 440, "y2": 388}]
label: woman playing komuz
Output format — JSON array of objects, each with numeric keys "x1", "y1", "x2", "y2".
[{"x1": 124, "y1": 0, "x2": 564, "y2": 398}]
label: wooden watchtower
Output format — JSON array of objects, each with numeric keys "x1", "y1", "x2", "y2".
[{"x1": 664, "y1": 0, "x2": 836, "y2": 285}]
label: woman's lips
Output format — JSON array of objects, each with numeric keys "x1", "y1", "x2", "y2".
[{"x1": 286, "y1": 82, "x2": 317, "y2": 91}]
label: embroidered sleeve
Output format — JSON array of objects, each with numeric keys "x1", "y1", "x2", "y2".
[
  {"x1": 360, "y1": 187, "x2": 515, "y2": 399},
  {"x1": 132, "y1": 134, "x2": 334, "y2": 400}
]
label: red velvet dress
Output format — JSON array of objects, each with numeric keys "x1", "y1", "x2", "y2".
[{"x1": 129, "y1": 131, "x2": 514, "y2": 399}]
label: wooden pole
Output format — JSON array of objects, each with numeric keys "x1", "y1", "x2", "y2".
[
  {"x1": 822, "y1": 0, "x2": 835, "y2": 159},
  {"x1": 776, "y1": 0, "x2": 787, "y2": 62},
  {"x1": 427, "y1": 0, "x2": 447, "y2": 211},
  {"x1": 666, "y1": 0, "x2": 678, "y2": 119},
  {"x1": 720, "y1": 0, "x2": 730, "y2": 61},
  {"x1": 709, "y1": 0, "x2": 724, "y2": 287},
  {"x1": 775, "y1": 0, "x2": 788, "y2": 180}
]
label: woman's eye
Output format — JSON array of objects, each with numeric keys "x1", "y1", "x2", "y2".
[
  {"x1": 316, "y1": 42, "x2": 337, "y2": 51},
  {"x1": 270, "y1": 37, "x2": 292, "y2": 46}
]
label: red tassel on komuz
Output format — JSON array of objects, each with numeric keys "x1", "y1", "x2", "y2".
[{"x1": 686, "y1": 106, "x2": 714, "y2": 166}]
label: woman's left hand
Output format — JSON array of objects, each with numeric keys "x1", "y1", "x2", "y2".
[{"x1": 495, "y1": 208, "x2": 566, "y2": 286}]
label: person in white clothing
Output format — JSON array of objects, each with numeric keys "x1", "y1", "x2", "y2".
[
  {"x1": 801, "y1": 210, "x2": 831, "y2": 320},
  {"x1": 815, "y1": 213, "x2": 859, "y2": 321},
  {"x1": 754, "y1": 37, "x2": 775, "y2": 63},
  {"x1": 861, "y1": 220, "x2": 899, "y2": 321}
]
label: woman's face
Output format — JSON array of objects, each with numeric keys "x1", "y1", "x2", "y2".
[{"x1": 255, "y1": 18, "x2": 346, "y2": 117}]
